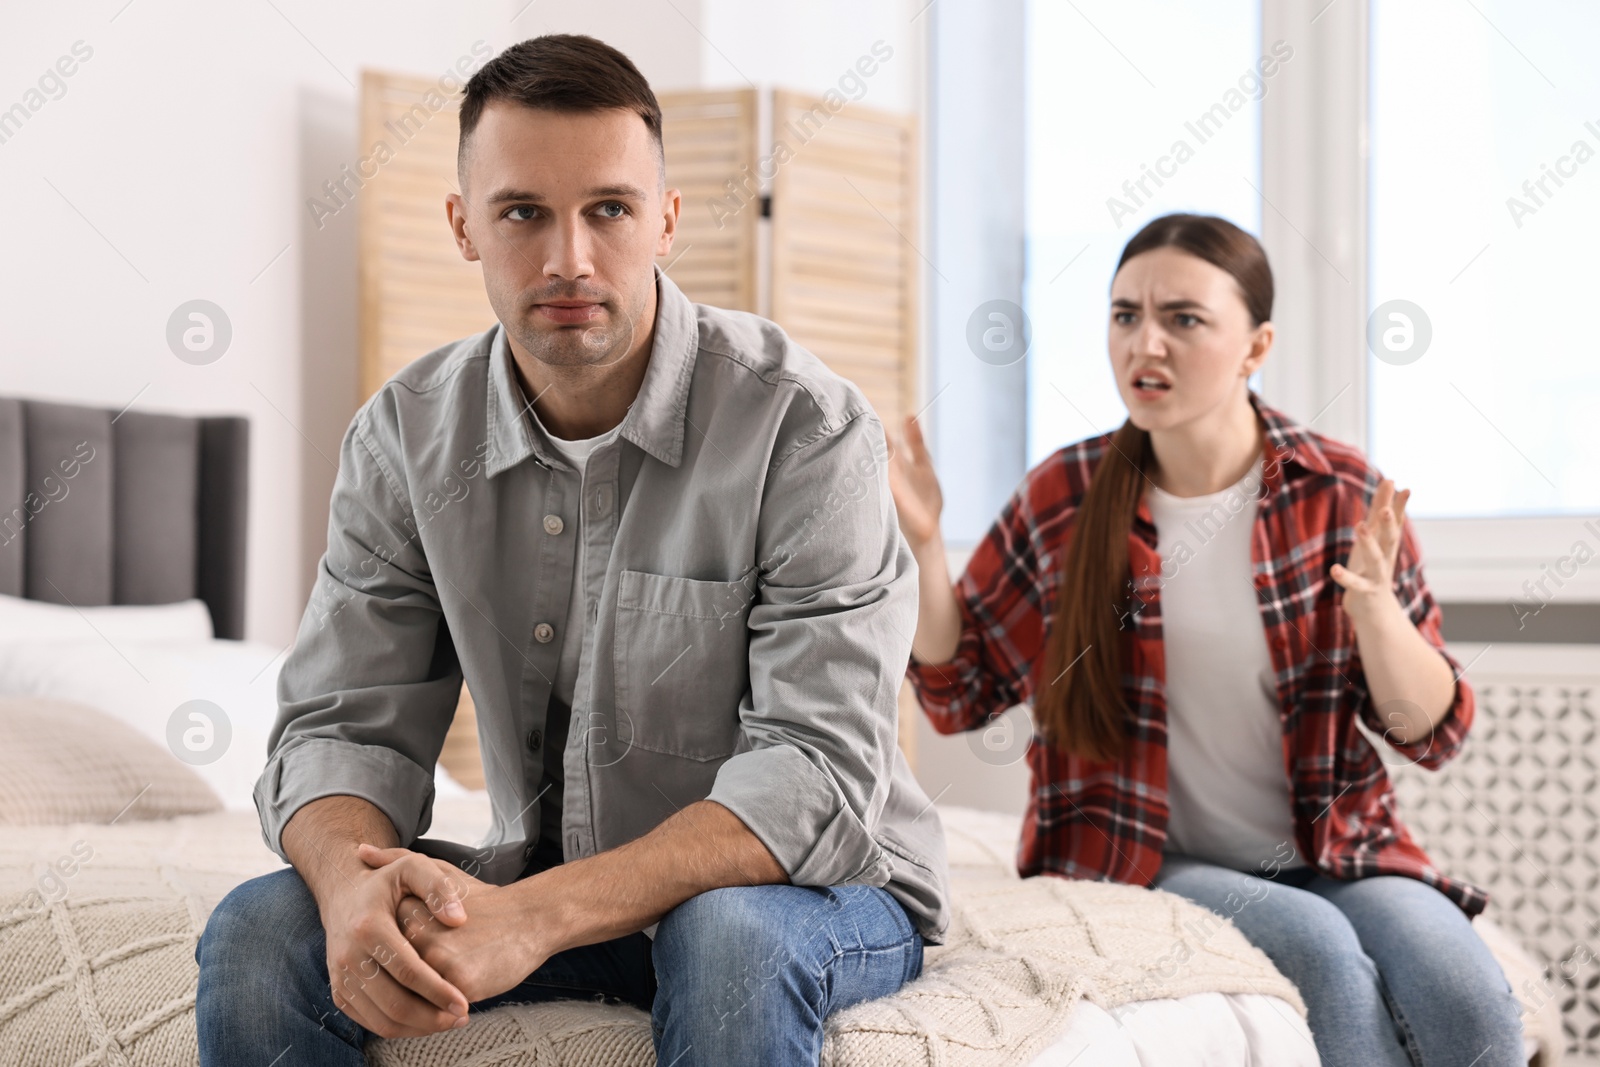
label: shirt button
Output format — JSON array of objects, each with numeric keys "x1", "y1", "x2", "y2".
[
  {"x1": 526, "y1": 728, "x2": 543, "y2": 751},
  {"x1": 543, "y1": 514, "x2": 564, "y2": 535},
  {"x1": 534, "y1": 622, "x2": 555, "y2": 643},
  {"x1": 523, "y1": 843, "x2": 535, "y2": 860}
]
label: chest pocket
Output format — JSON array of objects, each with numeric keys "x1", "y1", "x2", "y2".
[{"x1": 612, "y1": 569, "x2": 753, "y2": 760}]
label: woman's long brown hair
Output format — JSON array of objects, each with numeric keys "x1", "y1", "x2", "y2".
[{"x1": 1032, "y1": 214, "x2": 1275, "y2": 762}]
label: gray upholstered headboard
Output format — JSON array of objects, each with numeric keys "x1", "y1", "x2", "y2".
[{"x1": 0, "y1": 397, "x2": 249, "y2": 640}]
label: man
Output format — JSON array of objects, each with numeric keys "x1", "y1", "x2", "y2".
[{"x1": 195, "y1": 33, "x2": 949, "y2": 1067}]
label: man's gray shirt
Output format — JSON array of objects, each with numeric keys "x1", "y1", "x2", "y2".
[{"x1": 254, "y1": 268, "x2": 952, "y2": 944}]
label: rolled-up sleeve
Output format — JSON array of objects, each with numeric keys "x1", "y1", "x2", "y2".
[
  {"x1": 1358, "y1": 516, "x2": 1476, "y2": 770},
  {"x1": 705, "y1": 410, "x2": 913, "y2": 889},
  {"x1": 253, "y1": 406, "x2": 462, "y2": 861},
  {"x1": 906, "y1": 474, "x2": 1042, "y2": 734}
]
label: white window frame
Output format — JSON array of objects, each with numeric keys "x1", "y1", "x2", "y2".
[
  {"x1": 921, "y1": 0, "x2": 1028, "y2": 551},
  {"x1": 1258, "y1": 0, "x2": 1600, "y2": 604}
]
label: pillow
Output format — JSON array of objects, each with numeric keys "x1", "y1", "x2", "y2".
[
  {"x1": 0, "y1": 593, "x2": 214, "y2": 644},
  {"x1": 0, "y1": 696, "x2": 223, "y2": 824},
  {"x1": 0, "y1": 638, "x2": 280, "y2": 812},
  {"x1": 0, "y1": 637, "x2": 480, "y2": 813}
]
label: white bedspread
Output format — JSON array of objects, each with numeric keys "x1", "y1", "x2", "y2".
[{"x1": 1030, "y1": 992, "x2": 1317, "y2": 1066}]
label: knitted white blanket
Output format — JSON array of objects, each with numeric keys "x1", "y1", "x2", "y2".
[
  {"x1": 0, "y1": 801, "x2": 1311, "y2": 1066},
  {"x1": 368, "y1": 808, "x2": 1314, "y2": 1067}
]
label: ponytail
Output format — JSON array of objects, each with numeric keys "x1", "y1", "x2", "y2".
[{"x1": 1032, "y1": 420, "x2": 1150, "y2": 761}]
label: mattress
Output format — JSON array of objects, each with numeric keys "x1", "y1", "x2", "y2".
[{"x1": 0, "y1": 795, "x2": 1317, "y2": 1066}]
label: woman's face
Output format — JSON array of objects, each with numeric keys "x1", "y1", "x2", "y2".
[{"x1": 1107, "y1": 247, "x2": 1272, "y2": 433}]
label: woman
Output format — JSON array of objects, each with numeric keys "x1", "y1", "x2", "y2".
[{"x1": 893, "y1": 214, "x2": 1524, "y2": 1067}]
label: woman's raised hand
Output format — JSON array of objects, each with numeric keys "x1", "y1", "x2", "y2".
[
  {"x1": 889, "y1": 414, "x2": 963, "y2": 663},
  {"x1": 1329, "y1": 477, "x2": 1412, "y2": 611},
  {"x1": 887, "y1": 414, "x2": 944, "y2": 551}
]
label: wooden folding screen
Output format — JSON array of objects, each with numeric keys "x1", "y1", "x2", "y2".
[
  {"x1": 356, "y1": 74, "x2": 921, "y2": 782},
  {"x1": 769, "y1": 90, "x2": 919, "y2": 436},
  {"x1": 357, "y1": 72, "x2": 496, "y2": 400},
  {"x1": 654, "y1": 89, "x2": 759, "y2": 311}
]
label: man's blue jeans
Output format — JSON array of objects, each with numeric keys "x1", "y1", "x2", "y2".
[
  {"x1": 1153, "y1": 853, "x2": 1525, "y2": 1067},
  {"x1": 195, "y1": 864, "x2": 923, "y2": 1067}
]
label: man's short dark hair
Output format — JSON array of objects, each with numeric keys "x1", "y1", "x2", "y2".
[{"x1": 458, "y1": 35, "x2": 664, "y2": 185}]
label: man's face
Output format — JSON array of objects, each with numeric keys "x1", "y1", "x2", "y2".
[{"x1": 449, "y1": 103, "x2": 679, "y2": 370}]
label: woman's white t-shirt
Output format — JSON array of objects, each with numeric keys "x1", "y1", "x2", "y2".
[{"x1": 1144, "y1": 454, "x2": 1304, "y2": 873}]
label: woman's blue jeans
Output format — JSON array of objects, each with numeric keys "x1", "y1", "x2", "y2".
[
  {"x1": 195, "y1": 865, "x2": 923, "y2": 1067},
  {"x1": 1153, "y1": 852, "x2": 1526, "y2": 1067}
]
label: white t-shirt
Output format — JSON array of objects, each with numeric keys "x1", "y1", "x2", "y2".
[{"x1": 1144, "y1": 454, "x2": 1304, "y2": 873}]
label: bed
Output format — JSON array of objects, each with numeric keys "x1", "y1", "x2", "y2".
[{"x1": 0, "y1": 397, "x2": 1562, "y2": 1065}]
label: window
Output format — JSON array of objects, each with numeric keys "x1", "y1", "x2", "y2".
[
  {"x1": 1024, "y1": 0, "x2": 1264, "y2": 464},
  {"x1": 1369, "y1": 0, "x2": 1600, "y2": 519},
  {"x1": 934, "y1": 0, "x2": 1599, "y2": 600}
]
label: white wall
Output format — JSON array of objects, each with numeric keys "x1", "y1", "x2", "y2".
[
  {"x1": 1, "y1": 0, "x2": 920, "y2": 648},
  {"x1": 699, "y1": 0, "x2": 921, "y2": 112}
]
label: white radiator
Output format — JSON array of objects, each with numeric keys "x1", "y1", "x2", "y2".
[{"x1": 1390, "y1": 642, "x2": 1600, "y2": 1063}]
